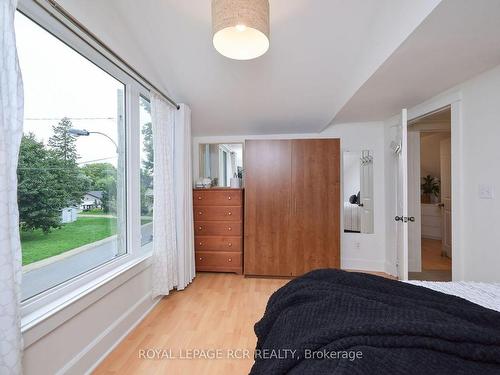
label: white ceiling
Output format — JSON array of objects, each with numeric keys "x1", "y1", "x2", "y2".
[
  {"x1": 59, "y1": 0, "x2": 441, "y2": 135},
  {"x1": 334, "y1": 0, "x2": 500, "y2": 123}
]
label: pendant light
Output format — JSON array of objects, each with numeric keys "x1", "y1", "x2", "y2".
[{"x1": 212, "y1": 0, "x2": 270, "y2": 60}]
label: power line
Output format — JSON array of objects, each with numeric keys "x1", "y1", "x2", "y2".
[{"x1": 25, "y1": 117, "x2": 116, "y2": 121}]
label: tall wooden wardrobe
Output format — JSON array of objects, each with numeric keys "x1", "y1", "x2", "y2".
[{"x1": 244, "y1": 139, "x2": 340, "y2": 277}]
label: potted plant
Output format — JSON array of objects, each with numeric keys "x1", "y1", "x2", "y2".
[
  {"x1": 230, "y1": 167, "x2": 244, "y2": 188},
  {"x1": 421, "y1": 175, "x2": 440, "y2": 203}
]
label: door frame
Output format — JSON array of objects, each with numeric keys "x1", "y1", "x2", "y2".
[
  {"x1": 406, "y1": 130, "x2": 421, "y2": 273},
  {"x1": 406, "y1": 90, "x2": 463, "y2": 281}
]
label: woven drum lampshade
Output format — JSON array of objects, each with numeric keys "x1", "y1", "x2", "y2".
[{"x1": 212, "y1": 0, "x2": 270, "y2": 60}]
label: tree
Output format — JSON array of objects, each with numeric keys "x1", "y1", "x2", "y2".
[
  {"x1": 81, "y1": 163, "x2": 117, "y2": 190},
  {"x1": 18, "y1": 134, "x2": 68, "y2": 232},
  {"x1": 48, "y1": 117, "x2": 89, "y2": 209},
  {"x1": 141, "y1": 122, "x2": 153, "y2": 176},
  {"x1": 140, "y1": 99, "x2": 154, "y2": 216},
  {"x1": 18, "y1": 123, "x2": 90, "y2": 232},
  {"x1": 48, "y1": 117, "x2": 78, "y2": 161},
  {"x1": 81, "y1": 163, "x2": 117, "y2": 213}
]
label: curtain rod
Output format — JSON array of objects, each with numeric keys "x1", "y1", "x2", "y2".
[{"x1": 33, "y1": 0, "x2": 180, "y2": 110}]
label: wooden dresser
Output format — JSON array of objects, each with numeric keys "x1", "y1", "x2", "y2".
[{"x1": 193, "y1": 188, "x2": 243, "y2": 274}]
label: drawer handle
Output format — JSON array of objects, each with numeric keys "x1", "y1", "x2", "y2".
[
  {"x1": 228, "y1": 196, "x2": 232, "y2": 200},
  {"x1": 228, "y1": 242, "x2": 232, "y2": 247},
  {"x1": 227, "y1": 212, "x2": 232, "y2": 216},
  {"x1": 198, "y1": 211, "x2": 203, "y2": 215},
  {"x1": 199, "y1": 242, "x2": 203, "y2": 246},
  {"x1": 198, "y1": 226, "x2": 203, "y2": 230},
  {"x1": 227, "y1": 227, "x2": 232, "y2": 231},
  {"x1": 197, "y1": 196, "x2": 202, "y2": 200},
  {"x1": 199, "y1": 257, "x2": 203, "y2": 261},
  {"x1": 228, "y1": 258, "x2": 232, "y2": 262}
]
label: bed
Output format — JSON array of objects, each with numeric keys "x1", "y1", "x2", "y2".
[
  {"x1": 343, "y1": 202, "x2": 361, "y2": 232},
  {"x1": 251, "y1": 269, "x2": 500, "y2": 374}
]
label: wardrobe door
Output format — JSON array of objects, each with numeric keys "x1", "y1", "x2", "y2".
[
  {"x1": 290, "y1": 139, "x2": 340, "y2": 275},
  {"x1": 244, "y1": 140, "x2": 292, "y2": 276}
]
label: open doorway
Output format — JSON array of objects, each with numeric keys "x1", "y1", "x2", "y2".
[{"x1": 408, "y1": 107, "x2": 452, "y2": 281}]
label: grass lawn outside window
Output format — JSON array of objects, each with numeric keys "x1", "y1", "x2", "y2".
[
  {"x1": 21, "y1": 217, "x2": 117, "y2": 265},
  {"x1": 21, "y1": 216, "x2": 153, "y2": 265}
]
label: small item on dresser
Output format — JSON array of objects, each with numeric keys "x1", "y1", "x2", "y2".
[
  {"x1": 195, "y1": 179, "x2": 205, "y2": 189},
  {"x1": 230, "y1": 177, "x2": 241, "y2": 188},
  {"x1": 201, "y1": 178, "x2": 212, "y2": 188}
]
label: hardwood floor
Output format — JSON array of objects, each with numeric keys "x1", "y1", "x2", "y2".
[
  {"x1": 93, "y1": 273, "x2": 286, "y2": 374},
  {"x1": 409, "y1": 239, "x2": 452, "y2": 281},
  {"x1": 94, "y1": 271, "x2": 393, "y2": 374},
  {"x1": 422, "y1": 238, "x2": 451, "y2": 271}
]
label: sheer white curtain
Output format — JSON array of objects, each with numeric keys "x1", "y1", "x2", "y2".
[
  {"x1": 0, "y1": 0, "x2": 24, "y2": 373},
  {"x1": 174, "y1": 104, "x2": 195, "y2": 290},
  {"x1": 151, "y1": 95, "x2": 195, "y2": 297},
  {"x1": 151, "y1": 92, "x2": 178, "y2": 298}
]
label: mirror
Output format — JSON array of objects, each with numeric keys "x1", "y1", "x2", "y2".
[
  {"x1": 343, "y1": 150, "x2": 374, "y2": 234},
  {"x1": 198, "y1": 143, "x2": 244, "y2": 188}
]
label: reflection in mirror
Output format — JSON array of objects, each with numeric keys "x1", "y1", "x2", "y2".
[
  {"x1": 343, "y1": 150, "x2": 374, "y2": 234},
  {"x1": 198, "y1": 143, "x2": 243, "y2": 188}
]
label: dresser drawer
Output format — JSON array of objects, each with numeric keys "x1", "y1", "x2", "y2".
[
  {"x1": 195, "y1": 236, "x2": 242, "y2": 252},
  {"x1": 193, "y1": 206, "x2": 242, "y2": 222},
  {"x1": 194, "y1": 221, "x2": 242, "y2": 236},
  {"x1": 193, "y1": 190, "x2": 242, "y2": 206},
  {"x1": 196, "y1": 251, "x2": 242, "y2": 269}
]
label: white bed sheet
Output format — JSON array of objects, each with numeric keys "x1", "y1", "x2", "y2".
[{"x1": 406, "y1": 281, "x2": 500, "y2": 313}]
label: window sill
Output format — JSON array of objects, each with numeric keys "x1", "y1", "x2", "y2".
[{"x1": 22, "y1": 251, "x2": 152, "y2": 348}]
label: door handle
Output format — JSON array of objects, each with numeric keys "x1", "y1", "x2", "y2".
[{"x1": 395, "y1": 216, "x2": 415, "y2": 223}]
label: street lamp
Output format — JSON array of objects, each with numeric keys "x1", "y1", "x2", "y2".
[{"x1": 68, "y1": 128, "x2": 118, "y2": 150}]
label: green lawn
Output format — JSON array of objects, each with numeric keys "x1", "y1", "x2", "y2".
[
  {"x1": 21, "y1": 217, "x2": 117, "y2": 266},
  {"x1": 79, "y1": 209, "x2": 109, "y2": 216}
]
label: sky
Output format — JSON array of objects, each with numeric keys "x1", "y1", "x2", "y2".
[{"x1": 15, "y1": 12, "x2": 150, "y2": 167}]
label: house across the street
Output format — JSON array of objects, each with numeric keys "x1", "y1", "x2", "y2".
[{"x1": 81, "y1": 191, "x2": 104, "y2": 211}]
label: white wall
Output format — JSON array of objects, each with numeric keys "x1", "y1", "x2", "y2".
[
  {"x1": 193, "y1": 122, "x2": 387, "y2": 273},
  {"x1": 384, "y1": 63, "x2": 500, "y2": 282},
  {"x1": 22, "y1": 261, "x2": 158, "y2": 374},
  {"x1": 458, "y1": 65, "x2": 500, "y2": 282},
  {"x1": 420, "y1": 132, "x2": 449, "y2": 179}
]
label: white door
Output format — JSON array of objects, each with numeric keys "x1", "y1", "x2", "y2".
[
  {"x1": 360, "y1": 150, "x2": 374, "y2": 233},
  {"x1": 440, "y1": 137, "x2": 452, "y2": 257},
  {"x1": 407, "y1": 131, "x2": 422, "y2": 272},
  {"x1": 395, "y1": 109, "x2": 409, "y2": 280}
]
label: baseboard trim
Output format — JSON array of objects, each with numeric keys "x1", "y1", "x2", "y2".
[
  {"x1": 55, "y1": 291, "x2": 160, "y2": 375},
  {"x1": 341, "y1": 258, "x2": 385, "y2": 273},
  {"x1": 422, "y1": 234, "x2": 442, "y2": 240},
  {"x1": 384, "y1": 261, "x2": 398, "y2": 277}
]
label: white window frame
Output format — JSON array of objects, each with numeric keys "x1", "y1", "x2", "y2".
[{"x1": 18, "y1": 0, "x2": 152, "y2": 325}]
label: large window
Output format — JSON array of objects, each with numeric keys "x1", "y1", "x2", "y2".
[
  {"x1": 16, "y1": 12, "x2": 127, "y2": 301},
  {"x1": 140, "y1": 97, "x2": 153, "y2": 250}
]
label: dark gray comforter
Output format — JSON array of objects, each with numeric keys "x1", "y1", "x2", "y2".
[{"x1": 251, "y1": 269, "x2": 500, "y2": 374}]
